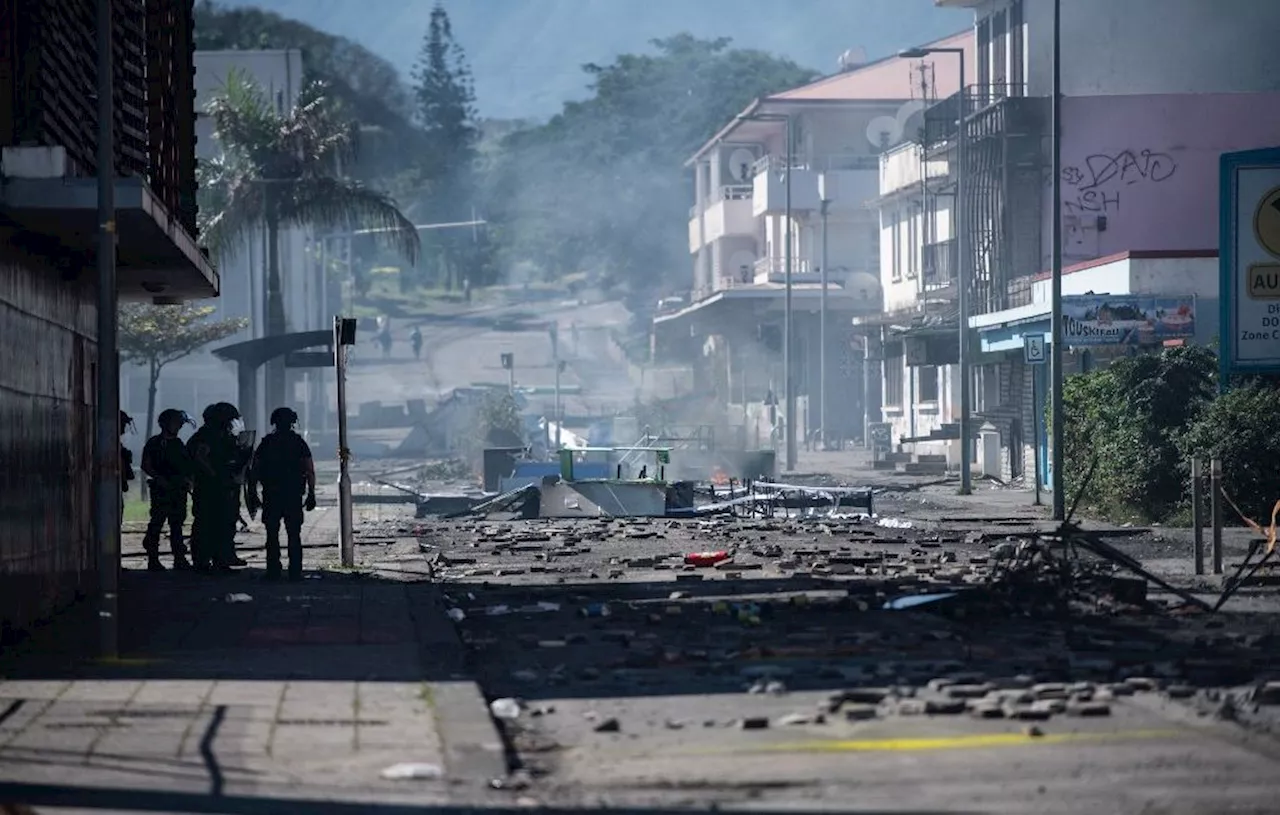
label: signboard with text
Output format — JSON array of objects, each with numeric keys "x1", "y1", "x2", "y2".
[
  {"x1": 1221, "y1": 147, "x2": 1280, "y2": 376},
  {"x1": 1061, "y1": 295, "x2": 1196, "y2": 346}
]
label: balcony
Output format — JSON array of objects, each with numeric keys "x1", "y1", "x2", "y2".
[
  {"x1": 922, "y1": 238, "x2": 957, "y2": 291},
  {"x1": 753, "y1": 256, "x2": 818, "y2": 285},
  {"x1": 923, "y1": 83, "x2": 1037, "y2": 150},
  {"x1": 689, "y1": 185, "x2": 754, "y2": 252},
  {"x1": 752, "y1": 155, "x2": 820, "y2": 216},
  {"x1": 819, "y1": 156, "x2": 880, "y2": 213},
  {"x1": 879, "y1": 142, "x2": 949, "y2": 197}
]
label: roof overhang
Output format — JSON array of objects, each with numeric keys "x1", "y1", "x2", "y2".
[
  {"x1": 0, "y1": 176, "x2": 219, "y2": 301},
  {"x1": 655, "y1": 285, "x2": 880, "y2": 328},
  {"x1": 685, "y1": 96, "x2": 914, "y2": 168}
]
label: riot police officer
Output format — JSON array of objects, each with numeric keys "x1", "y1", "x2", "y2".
[
  {"x1": 140, "y1": 409, "x2": 195, "y2": 572},
  {"x1": 187, "y1": 402, "x2": 251, "y2": 572},
  {"x1": 248, "y1": 407, "x2": 316, "y2": 581}
]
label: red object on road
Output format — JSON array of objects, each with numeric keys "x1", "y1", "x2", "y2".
[{"x1": 684, "y1": 551, "x2": 730, "y2": 567}]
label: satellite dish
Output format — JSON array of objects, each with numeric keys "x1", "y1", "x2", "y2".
[
  {"x1": 727, "y1": 148, "x2": 755, "y2": 182},
  {"x1": 866, "y1": 115, "x2": 901, "y2": 148}
]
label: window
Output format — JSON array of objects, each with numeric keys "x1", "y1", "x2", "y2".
[
  {"x1": 991, "y1": 10, "x2": 1008, "y2": 90},
  {"x1": 884, "y1": 342, "x2": 904, "y2": 407},
  {"x1": 890, "y1": 211, "x2": 902, "y2": 281},
  {"x1": 976, "y1": 17, "x2": 991, "y2": 89},
  {"x1": 1009, "y1": 0, "x2": 1025, "y2": 93},
  {"x1": 918, "y1": 365, "x2": 939, "y2": 403},
  {"x1": 906, "y1": 205, "x2": 919, "y2": 279}
]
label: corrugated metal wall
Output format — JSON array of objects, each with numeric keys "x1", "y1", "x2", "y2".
[{"x1": 0, "y1": 236, "x2": 96, "y2": 641}]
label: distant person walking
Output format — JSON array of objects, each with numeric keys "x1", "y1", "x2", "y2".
[
  {"x1": 248, "y1": 407, "x2": 317, "y2": 582},
  {"x1": 410, "y1": 326, "x2": 423, "y2": 360}
]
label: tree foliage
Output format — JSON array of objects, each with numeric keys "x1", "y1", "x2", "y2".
[
  {"x1": 467, "y1": 390, "x2": 525, "y2": 465},
  {"x1": 119, "y1": 304, "x2": 248, "y2": 448},
  {"x1": 1181, "y1": 380, "x2": 1280, "y2": 523},
  {"x1": 194, "y1": 0, "x2": 420, "y2": 181},
  {"x1": 402, "y1": 2, "x2": 492, "y2": 291},
  {"x1": 1058, "y1": 346, "x2": 1216, "y2": 522},
  {"x1": 487, "y1": 35, "x2": 816, "y2": 297}
]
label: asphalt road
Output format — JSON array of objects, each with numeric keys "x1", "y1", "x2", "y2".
[
  {"x1": 344, "y1": 299, "x2": 636, "y2": 421},
  {"x1": 394, "y1": 482, "x2": 1280, "y2": 813}
]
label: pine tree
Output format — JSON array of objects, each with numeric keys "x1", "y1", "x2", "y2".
[
  {"x1": 410, "y1": 2, "x2": 482, "y2": 290},
  {"x1": 412, "y1": 2, "x2": 478, "y2": 188}
]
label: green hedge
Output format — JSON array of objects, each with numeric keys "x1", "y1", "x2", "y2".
[{"x1": 1059, "y1": 346, "x2": 1217, "y2": 522}]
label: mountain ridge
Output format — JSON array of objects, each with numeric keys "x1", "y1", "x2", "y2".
[{"x1": 218, "y1": 0, "x2": 965, "y2": 119}]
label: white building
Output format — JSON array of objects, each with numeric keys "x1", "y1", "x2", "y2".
[
  {"x1": 872, "y1": 141, "x2": 965, "y2": 465},
  {"x1": 122, "y1": 49, "x2": 326, "y2": 434},
  {"x1": 657, "y1": 33, "x2": 973, "y2": 450}
]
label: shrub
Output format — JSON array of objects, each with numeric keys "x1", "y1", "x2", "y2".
[
  {"x1": 1181, "y1": 380, "x2": 1280, "y2": 523},
  {"x1": 1057, "y1": 346, "x2": 1216, "y2": 521}
]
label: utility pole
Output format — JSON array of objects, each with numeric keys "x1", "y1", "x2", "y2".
[
  {"x1": 94, "y1": 0, "x2": 120, "y2": 659},
  {"x1": 818, "y1": 195, "x2": 831, "y2": 450},
  {"x1": 1050, "y1": 0, "x2": 1066, "y2": 520},
  {"x1": 334, "y1": 317, "x2": 355, "y2": 567},
  {"x1": 783, "y1": 115, "x2": 796, "y2": 472}
]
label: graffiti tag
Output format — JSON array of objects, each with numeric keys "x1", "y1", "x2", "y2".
[{"x1": 1058, "y1": 148, "x2": 1177, "y2": 219}]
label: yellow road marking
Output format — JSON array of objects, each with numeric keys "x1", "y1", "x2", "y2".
[{"x1": 706, "y1": 729, "x2": 1182, "y2": 755}]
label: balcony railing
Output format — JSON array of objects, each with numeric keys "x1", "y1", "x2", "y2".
[
  {"x1": 923, "y1": 82, "x2": 1028, "y2": 147},
  {"x1": 753, "y1": 155, "x2": 807, "y2": 175},
  {"x1": 754, "y1": 257, "x2": 814, "y2": 277},
  {"x1": 691, "y1": 184, "x2": 753, "y2": 216},
  {"x1": 922, "y1": 238, "x2": 957, "y2": 288}
]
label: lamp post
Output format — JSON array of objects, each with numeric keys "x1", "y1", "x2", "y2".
[
  {"x1": 1049, "y1": 0, "x2": 1066, "y2": 520},
  {"x1": 818, "y1": 194, "x2": 831, "y2": 450},
  {"x1": 899, "y1": 45, "x2": 970, "y2": 495},
  {"x1": 735, "y1": 111, "x2": 797, "y2": 471}
]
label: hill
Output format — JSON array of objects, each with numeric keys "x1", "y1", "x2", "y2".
[{"x1": 218, "y1": 0, "x2": 966, "y2": 119}]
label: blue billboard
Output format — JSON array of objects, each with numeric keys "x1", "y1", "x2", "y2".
[{"x1": 1062, "y1": 295, "x2": 1196, "y2": 346}]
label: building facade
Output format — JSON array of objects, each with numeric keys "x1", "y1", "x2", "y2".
[
  {"x1": 658, "y1": 33, "x2": 972, "y2": 457},
  {"x1": 922, "y1": 0, "x2": 1280, "y2": 483},
  {"x1": 0, "y1": 0, "x2": 215, "y2": 637}
]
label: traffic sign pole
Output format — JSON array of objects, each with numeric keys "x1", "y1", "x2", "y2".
[{"x1": 1024, "y1": 334, "x2": 1046, "y2": 506}]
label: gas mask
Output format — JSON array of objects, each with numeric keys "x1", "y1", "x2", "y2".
[{"x1": 230, "y1": 418, "x2": 246, "y2": 436}]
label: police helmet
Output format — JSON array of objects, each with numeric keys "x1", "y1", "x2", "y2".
[
  {"x1": 201, "y1": 402, "x2": 241, "y2": 426},
  {"x1": 270, "y1": 406, "x2": 299, "y2": 429},
  {"x1": 158, "y1": 408, "x2": 193, "y2": 429}
]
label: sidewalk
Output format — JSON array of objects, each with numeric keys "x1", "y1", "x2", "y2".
[{"x1": 0, "y1": 504, "x2": 507, "y2": 812}]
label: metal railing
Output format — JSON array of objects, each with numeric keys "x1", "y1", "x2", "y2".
[
  {"x1": 754, "y1": 257, "x2": 814, "y2": 277},
  {"x1": 824, "y1": 154, "x2": 880, "y2": 171},
  {"x1": 753, "y1": 154, "x2": 807, "y2": 175},
  {"x1": 690, "y1": 184, "x2": 753, "y2": 217},
  {"x1": 923, "y1": 82, "x2": 1028, "y2": 146}
]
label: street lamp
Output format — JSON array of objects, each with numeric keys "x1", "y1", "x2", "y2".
[
  {"x1": 1049, "y1": 0, "x2": 1066, "y2": 520},
  {"x1": 735, "y1": 111, "x2": 797, "y2": 472},
  {"x1": 899, "y1": 45, "x2": 972, "y2": 495}
]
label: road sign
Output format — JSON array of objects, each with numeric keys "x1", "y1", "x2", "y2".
[
  {"x1": 1222, "y1": 147, "x2": 1280, "y2": 377},
  {"x1": 1023, "y1": 334, "x2": 1046, "y2": 365}
]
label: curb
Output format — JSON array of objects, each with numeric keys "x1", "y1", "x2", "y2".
[{"x1": 408, "y1": 585, "x2": 507, "y2": 783}]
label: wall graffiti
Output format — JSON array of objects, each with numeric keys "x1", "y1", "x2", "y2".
[{"x1": 1059, "y1": 148, "x2": 1178, "y2": 216}]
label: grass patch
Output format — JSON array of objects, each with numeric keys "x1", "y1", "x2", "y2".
[{"x1": 123, "y1": 497, "x2": 150, "y2": 524}]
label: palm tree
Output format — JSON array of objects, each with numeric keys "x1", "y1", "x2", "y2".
[{"x1": 202, "y1": 69, "x2": 420, "y2": 409}]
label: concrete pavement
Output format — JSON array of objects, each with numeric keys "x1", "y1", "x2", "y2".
[{"x1": 0, "y1": 505, "x2": 507, "y2": 813}]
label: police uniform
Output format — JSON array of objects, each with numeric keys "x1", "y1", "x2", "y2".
[
  {"x1": 187, "y1": 403, "x2": 250, "y2": 571},
  {"x1": 140, "y1": 409, "x2": 194, "y2": 570},
  {"x1": 250, "y1": 408, "x2": 315, "y2": 580}
]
